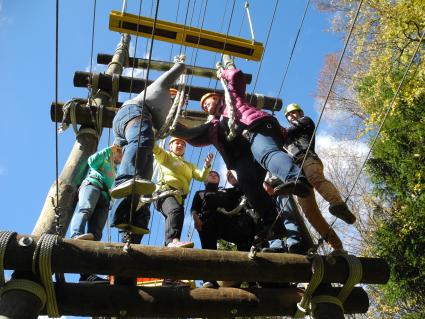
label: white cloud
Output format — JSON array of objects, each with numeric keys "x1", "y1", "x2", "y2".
[{"x1": 0, "y1": 0, "x2": 13, "y2": 26}]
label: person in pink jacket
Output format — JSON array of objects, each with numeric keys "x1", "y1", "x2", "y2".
[{"x1": 203, "y1": 55, "x2": 311, "y2": 198}]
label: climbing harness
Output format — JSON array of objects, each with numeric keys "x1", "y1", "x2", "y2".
[
  {"x1": 140, "y1": 189, "x2": 183, "y2": 206},
  {"x1": 58, "y1": 99, "x2": 79, "y2": 135},
  {"x1": 217, "y1": 196, "x2": 247, "y2": 216}
]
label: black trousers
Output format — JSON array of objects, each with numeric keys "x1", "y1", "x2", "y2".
[
  {"x1": 155, "y1": 195, "x2": 184, "y2": 246},
  {"x1": 198, "y1": 212, "x2": 255, "y2": 252}
]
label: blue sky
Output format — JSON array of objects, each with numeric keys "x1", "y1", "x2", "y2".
[{"x1": 0, "y1": 0, "x2": 343, "y2": 317}]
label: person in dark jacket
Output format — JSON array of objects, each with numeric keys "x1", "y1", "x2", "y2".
[{"x1": 283, "y1": 103, "x2": 356, "y2": 226}]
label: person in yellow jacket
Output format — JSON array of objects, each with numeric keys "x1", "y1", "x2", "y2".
[{"x1": 153, "y1": 136, "x2": 213, "y2": 248}]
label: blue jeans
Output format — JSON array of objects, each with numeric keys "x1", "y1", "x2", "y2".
[
  {"x1": 70, "y1": 182, "x2": 109, "y2": 241},
  {"x1": 113, "y1": 104, "x2": 154, "y2": 185},
  {"x1": 270, "y1": 195, "x2": 302, "y2": 249},
  {"x1": 250, "y1": 121, "x2": 300, "y2": 183}
]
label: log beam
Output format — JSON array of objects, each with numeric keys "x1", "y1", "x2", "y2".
[
  {"x1": 73, "y1": 71, "x2": 283, "y2": 111},
  {"x1": 44, "y1": 284, "x2": 368, "y2": 317},
  {"x1": 51, "y1": 101, "x2": 208, "y2": 129},
  {"x1": 97, "y1": 53, "x2": 253, "y2": 84},
  {"x1": 4, "y1": 235, "x2": 389, "y2": 284}
]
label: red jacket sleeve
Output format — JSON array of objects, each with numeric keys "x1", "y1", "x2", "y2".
[{"x1": 220, "y1": 69, "x2": 246, "y2": 99}]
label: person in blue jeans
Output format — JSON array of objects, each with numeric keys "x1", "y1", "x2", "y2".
[
  {"x1": 110, "y1": 56, "x2": 186, "y2": 234},
  {"x1": 70, "y1": 145, "x2": 123, "y2": 283},
  {"x1": 70, "y1": 145, "x2": 123, "y2": 241}
]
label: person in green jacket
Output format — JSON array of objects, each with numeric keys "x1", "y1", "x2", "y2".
[
  {"x1": 70, "y1": 145, "x2": 123, "y2": 242},
  {"x1": 154, "y1": 137, "x2": 213, "y2": 249}
]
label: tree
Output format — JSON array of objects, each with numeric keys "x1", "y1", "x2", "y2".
[{"x1": 313, "y1": 0, "x2": 425, "y2": 317}]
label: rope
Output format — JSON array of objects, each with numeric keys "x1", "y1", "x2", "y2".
[
  {"x1": 249, "y1": 0, "x2": 279, "y2": 103},
  {"x1": 58, "y1": 99, "x2": 79, "y2": 135},
  {"x1": 87, "y1": 0, "x2": 98, "y2": 103},
  {"x1": 344, "y1": 30, "x2": 425, "y2": 203},
  {"x1": 53, "y1": 0, "x2": 60, "y2": 238},
  {"x1": 140, "y1": 189, "x2": 183, "y2": 205},
  {"x1": 294, "y1": 255, "x2": 324, "y2": 317},
  {"x1": 244, "y1": 1, "x2": 255, "y2": 42},
  {"x1": 128, "y1": 0, "x2": 161, "y2": 242},
  {"x1": 155, "y1": 63, "x2": 187, "y2": 139},
  {"x1": 32, "y1": 234, "x2": 60, "y2": 318},
  {"x1": 217, "y1": 196, "x2": 247, "y2": 216},
  {"x1": 0, "y1": 231, "x2": 16, "y2": 286},
  {"x1": 272, "y1": 0, "x2": 310, "y2": 114},
  {"x1": 294, "y1": 0, "x2": 363, "y2": 184},
  {"x1": 0, "y1": 279, "x2": 47, "y2": 311}
]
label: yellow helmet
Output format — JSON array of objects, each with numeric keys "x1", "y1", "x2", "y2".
[
  {"x1": 284, "y1": 103, "x2": 303, "y2": 116},
  {"x1": 200, "y1": 92, "x2": 223, "y2": 111},
  {"x1": 168, "y1": 136, "x2": 186, "y2": 146}
]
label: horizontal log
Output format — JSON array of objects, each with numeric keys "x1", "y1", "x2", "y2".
[
  {"x1": 42, "y1": 284, "x2": 368, "y2": 317},
  {"x1": 5, "y1": 235, "x2": 389, "y2": 284},
  {"x1": 51, "y1": 101, "x2": 208, "y2": 129},
  {"x1": 97, "y1": 53, "x2": 253, "y2": 84},
  {"x1": 73, "y1": 71, "x2": 283, "y2": 111}
]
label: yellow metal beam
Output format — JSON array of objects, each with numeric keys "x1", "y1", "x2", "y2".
[{"x1": 109, "y1": 11, "x2": 264, "y2": 61}]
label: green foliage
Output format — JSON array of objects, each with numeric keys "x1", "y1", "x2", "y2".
[{"x1": 314, "y1": 0, "x2": 425, "y2": 316}]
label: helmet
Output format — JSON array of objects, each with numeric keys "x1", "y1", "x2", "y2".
[
  {"x1": 168, "y1": 136, "x2": 186, "y2": 146},
  {"x1": 169, "y1": 88, "x2": 178, "y2": 97},
  {"x1": 284, "y1": 103, "x2": 303, "y2": 117},
  {"x1": 200, "y1": 92, "x2": 222, "y2": 111}
]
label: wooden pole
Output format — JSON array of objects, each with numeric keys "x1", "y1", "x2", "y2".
[
  {"x1": 41, "y1": 284, "x2": 368, "y2": 317},
  {"x1": 97, "y1": 53, "x2": 254, "y2": 84},
  {"x1": 34, "y1": 34, "x2": 130, "y2": 237},
  {"x1": 0, "y1": 34, "x2": 131, "y2": 319},
  {"x1": 51, "y1": 100, "x2": 209, "y2": 129},
  {"x1": 4, "y1": 235, "x2": 389, "y2": 284},
  {"x1": 73, "y1": 71, "x2": 283, "y2": 111}
]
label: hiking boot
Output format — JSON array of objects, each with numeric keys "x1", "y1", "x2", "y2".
[
  {"x1": 287, "y1": 242, "x2": 305, "y2": 254},
  {"x1": 73, "y1": 233, "x2": 94, "y2": 241},
  {"x1": 202, "y1": 281, "x2": 219, "y2": 288},
  {"x1": 162, "y1": 278, "x2": 190, "y2": 287},
  {"x1": 167, "y1": 240, "x2": 194, "y2": 248},
  {"x1": 110, "y1": 178, "x2": 156, "y2": 199},
  {"x1": 329, "y1": 202, "x2": 356, "y2": 224},
  {"x1": 79, "y1": 274, "x2": 108, "y2": 284},
  {"x1": 273, "y1": 177, "x2": 311, "y2": 198}
]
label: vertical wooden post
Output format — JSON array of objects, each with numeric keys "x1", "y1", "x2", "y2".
[
  {"x1": 0, "y1": 34, "x2": 131, "y2": 318},
  {"x1": 33, "y1": 34, "x2": 130, "y2": 236}
]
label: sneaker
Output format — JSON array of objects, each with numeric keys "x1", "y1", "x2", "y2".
[
  {"x1": 73, "y1": 233, "x2": 94, "y2": 241},
  {"x1": 222, "y1": 54, "x2": 235, "y2": 69},
  {"x1": 79, "y1": 274, "x2": 109, "y2": 284},
  {"x1": 202, "y1": 281, "x2": 219, "y2": 288},
  {"x1": 167, "y1": 240, "x2": 194, "y2": 248},
  {"x1": 110, "y1": 178, "x2": 156, "y2": 199},
  {"x1": 273, "y1": 177, "x2": 311, "y2": 198},
  {"x1": 162, "y1": 278, "x2": 190, "y2": 287},
  {"x1": 329, "y1": 202, "x2": 356, "y2": 224}
]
